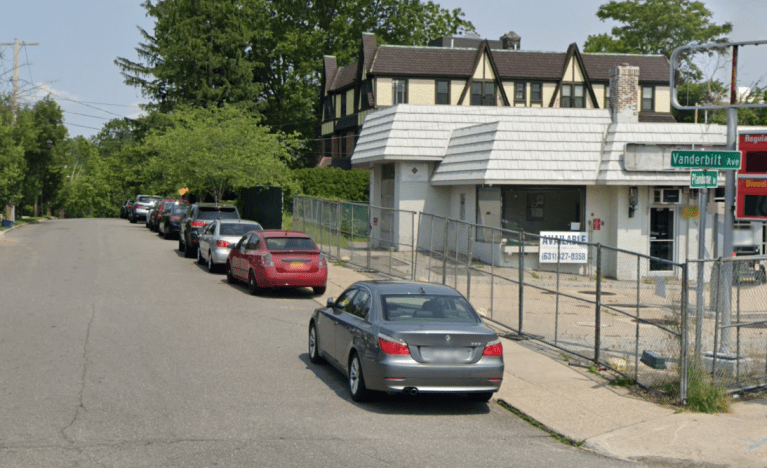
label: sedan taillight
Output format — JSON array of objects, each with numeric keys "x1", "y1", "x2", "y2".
[
  {"x1": 482, "y1": 341, "x2": 503, "y2": 357},
  {"x1": 378, "y1": 337, "x2": 410, "y2": 355},
  {"x1": 318, "y1": 254, "x2": 327, "y2": 268},
  {"x1": 216, "y1": 240, "x2": 230, "y2": 248},
  {"x1": 191, "y1": 221, "x2": 206, "y2": 227},
  {"x1": 262, "y1": 253, "x2": 274, "y2": 268}
]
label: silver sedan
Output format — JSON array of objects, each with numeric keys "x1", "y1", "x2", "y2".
[
  {"x1": 308, "y1": 281, "x2": 504, "y2": 402},
  {"x1": 197, "y1": 219, "x2": 263, "y2": 273}
]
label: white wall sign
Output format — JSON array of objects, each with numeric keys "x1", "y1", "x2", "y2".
[
  {"x1": 539, "y1": 232, "x2": 589, "y2": 263},
  {"x1": 401, "y1": 163, "x2": 428, "y2": 182}
]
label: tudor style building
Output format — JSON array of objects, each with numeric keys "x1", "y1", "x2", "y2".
[{"x1": 318, "y1": 32, "x2": 674, "y2": 168}]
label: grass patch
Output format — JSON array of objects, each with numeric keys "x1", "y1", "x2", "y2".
[
  {"x1": 588, "y1": 364, "x2": 600, "y2": 376},
  {"x1": 1, "y1": 216, "x2": 52, "y2": 231},
  {"x1": 610, "y1": 376, "x2": 636, "y2": 387},
  {"x1": 659, "y1": 361, "x2": 731, "y2": 413},
  {"x1": 498, "y1": 401, "x2": 582, "y2": 447}
]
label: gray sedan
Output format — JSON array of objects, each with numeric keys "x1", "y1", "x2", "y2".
[
  {"x1": 197, "y1": 219, "x2": 263, "y2": 272},
  {"x1": 308, "y1": 281, "x2": 504, "y2": 402}
]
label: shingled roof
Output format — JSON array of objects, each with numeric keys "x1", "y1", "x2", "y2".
[{"x1": 325, "y1": 33, "x2": 670, "y2": 92}]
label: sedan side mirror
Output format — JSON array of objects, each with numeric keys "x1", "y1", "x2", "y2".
[{"x1": 326, "y1": 298, "x2": 334, "y2": 308}]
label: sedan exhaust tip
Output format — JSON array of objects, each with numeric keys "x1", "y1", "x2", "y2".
[{"x1": 404, "y1": 387, "x2": 419, "y2": 396}]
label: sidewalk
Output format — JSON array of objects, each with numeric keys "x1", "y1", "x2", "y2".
[{"x1": 319, "y1": 262, "x2": 767, "y2": 468}]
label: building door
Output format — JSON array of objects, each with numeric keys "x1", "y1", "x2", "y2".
[{"x1": 650, "y1": 208, "x2": 674, "y2": 271}]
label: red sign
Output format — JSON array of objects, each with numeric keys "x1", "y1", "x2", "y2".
[
  {"x1": 593, "y1": 218, "x2": 601, "y2": 231},
  {"x1": 736, "y1": 132, "x2": 767, "y2": 220}
]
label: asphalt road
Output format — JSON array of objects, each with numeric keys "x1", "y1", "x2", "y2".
[{"x1": 0, "y1": 219, "x2": 641, "y2": 467}]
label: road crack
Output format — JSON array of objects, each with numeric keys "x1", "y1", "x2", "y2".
[{"x1": 60, "y1": 302, "x2": 96, "y2": 445}]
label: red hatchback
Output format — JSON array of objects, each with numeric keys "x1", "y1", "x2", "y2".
[{"x1": 226, "y1": 230, "x2": 328, "y2": 295}]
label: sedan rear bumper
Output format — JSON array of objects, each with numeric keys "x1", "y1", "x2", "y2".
[
  {"x1": 364, "y1": 356, "x2": 504, "y2": 394},
  {"x1": 256, "y1": 268, "x2": 328, "y2": 289}
]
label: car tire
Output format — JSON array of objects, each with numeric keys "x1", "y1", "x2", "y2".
[
  {"x1": 130, "y1": 216, "x2": 136, "y2": 224},
  {"x1": 207, "y1": 252, "x2": 216, "y2": 273},
  {"x1": 308, "y1": 322, "x2": 324, "y2": 364},
  {"x1": 184, "y1": 240, "x2": 195, "y2": 258},
  {"x1": 248, "y1": 271, "x2": 261, "y2": 295},
  {"x1": 312, "y1": 286, "x2": 326, "y2": 295},
  {"x1": 178, "y1": 238, "x2": 184, "y2": 252},
  {"x1": 197, "y1": 247, "x2": 205, "y2": 264},
  {"x1": 226, "y1": 262, "x2": 235, "y2": 284},
  {"x1": 348, "y1": 352, "x2": 368, "y2": 402},
  {"x1": 466, "y1": 392, "x2": 493, "y2": 403}
]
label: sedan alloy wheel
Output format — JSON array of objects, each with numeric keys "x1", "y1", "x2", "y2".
[{"x1": 348, "y1": 353, "x2": 368, "y2": 402}]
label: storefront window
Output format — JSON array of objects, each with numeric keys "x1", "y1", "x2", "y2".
[{"x1": 501, "y1": 186, "x2": 585, "y2": 233}]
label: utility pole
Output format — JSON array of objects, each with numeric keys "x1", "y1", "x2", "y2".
[
  {"x1": 1, "y1": 38, "x2": 40, "y2": 124},
  {"x1": 1, "y1": 39, "x2": 39, "y2": 221}
]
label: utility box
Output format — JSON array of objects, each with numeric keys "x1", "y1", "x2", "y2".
[{"x1": 239, "y1": 186, "x2": 283, "y2": 230}]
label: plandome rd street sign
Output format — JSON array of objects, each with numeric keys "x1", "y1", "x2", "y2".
[
  {"x1": 690, "y1": 170, "x2": 718, "y2": 188},
  {"x1": 671, "y1": 150, "x2": 741, "y2": 169}
]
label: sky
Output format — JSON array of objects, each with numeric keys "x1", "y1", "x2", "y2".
[{"x1": 3, "y1": 0, "x2": 767, "y2": 141}]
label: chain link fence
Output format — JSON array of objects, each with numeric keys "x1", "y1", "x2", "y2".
[
  {"x1": 292, "y1": 196, "x2": 416, "y2": 279},
  {"x1": 412, "y1": 213, "x2": 690, "y2": 400},
  {"x1": 689, "y1": 256, "x2": 767, "y2": 392},
  {"x1": 291, "y1": 196, "x2": 767, "y2": 402}
]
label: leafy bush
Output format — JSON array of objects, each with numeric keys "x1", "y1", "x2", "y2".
[{"x1": 293, "y1": 167, "x2": 369, "y2": 202}]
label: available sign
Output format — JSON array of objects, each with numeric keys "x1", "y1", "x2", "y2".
[
  {"x1": 670, "y1": 150, "x2": 741, "y2": 169},
  {"x1": 690, "y1": 171, "x2": 718, "y2": 188},
  {"x1": 539, "y1": 232, "x2": 589, "y2": 264}
]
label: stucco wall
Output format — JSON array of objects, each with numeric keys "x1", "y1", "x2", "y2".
[
  {"x1": 376, "y1": 78, "x2": 392, "y2": 106},
  {"x1": 409, "y1": 79, "x2": 435, "y2": 105}
]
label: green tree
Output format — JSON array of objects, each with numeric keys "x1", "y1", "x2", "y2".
[
  {"x1": 142, "y1": 105, "x2": 300, "y2": 204},
  {"x1": 584, "y1": 0, "x2": 731, "y2": 78},
  {"x1": 0, "y1": 102, "x2": 26, "y2": 211},
  {"x1": 17, "y1": 97, "x2": 69, "y2": 216},
  {"x1": 59, "y1": 137, "x2": 117, "y2": 218},
  {"x1": 115, "y1": 0, "x2": 473, "y2": 162}
]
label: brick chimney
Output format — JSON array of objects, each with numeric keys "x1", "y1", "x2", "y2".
[
  {"x1": 609, "y1": 64, "x2": 639, "y2": 123},
  {"x1": 501, "y1": 32, "x2": 520, "y2": 50}
]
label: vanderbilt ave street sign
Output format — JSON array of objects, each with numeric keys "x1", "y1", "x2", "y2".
[{"x1": 671, "y1": 150, "x2": 741, "y2": 169}]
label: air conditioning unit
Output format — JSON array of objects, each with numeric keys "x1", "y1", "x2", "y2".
[{"x1": 652, "y1": 188, "x2": 681, "y2": 205}]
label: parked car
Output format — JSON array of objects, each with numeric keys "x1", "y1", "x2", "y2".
[
  {"x1": 197, "y1": 219, "x2": 263, "y2": 273},
  {"x1": 129, "y1": 195, "x2": 162, "y2": 224},
  {"x1": 308, "y1": 280, "x2": 504, "y2": 402},
  {"x1": 226, "y1": 230, "x2": 327, "y2": 295},
  {"x1": 179, "y1": 203, "x2": 240, "y2": 258},
  {"x1": 148, "y1": 199, "x2": 177, "y2": 232},
  {"x1": 120, "y1": 200, "x2": 132, "y2": 219},
  {"x1": 158, "y1": 201, "x2": 190, "y2": 239}
]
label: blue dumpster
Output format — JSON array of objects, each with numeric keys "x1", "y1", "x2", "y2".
[{"x1": 1, "y1": 220, "x2": 14, "y2": 229}]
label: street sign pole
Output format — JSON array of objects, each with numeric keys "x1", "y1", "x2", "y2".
[{"x1": 720, "y1": 107, "x2": 738, "y2": 354}]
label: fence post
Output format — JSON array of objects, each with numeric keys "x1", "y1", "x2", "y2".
[
  {"x1": 695, "y1": 259, "x2": 705, "y2": 362},
  {"x1": 595, "y1": 244, "x2": 602, "y2": 364},
  {"x1": 367, "y1": 204, "x2": 372, "y2": 271},
  {"x1": 519, "y1": 230, "x2": 525, "y2": 334},
  {"x1": 635, "y1": 255, "x2": 641, "y2": 381},
  {"x1": 414, "y1": 212, "x2": 420, "y2": 281},
  {"x1": 442, "y1": 216, "x2": 449, "y2": 285},
  {"x1": 466, "y1": 224, "x2": 474, "y2": 300},
  {"x1": 490, "y1": 229, "x2": 495, "y2": 320},
  {"x1": 302, "y1": 197, "x2": 306, "y2": 234},
  {"x1": 336, "y1": 202, "x2": 341, "y2": 260},
  {"x1": 680, "y1": 262, "x2": 689, "y2": 406},
  {"x1": 555, "y1": 239, "x2": 561, "y2": 346},
  {"x1": 428, "y1": 215, "x2": 434, "y2": 283},
  {"x1": 454, "y1": 222, "x2": 460, "y2": 289},
  {"x1": 350, "y1": 204, "x2": 355, "y2": 264},
  {"x1": 411, "y1": 212, "x2": 416, "y2": 281},
  {"x1": 319, "y1": 201, "x2": 324, "y2": 253}
]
